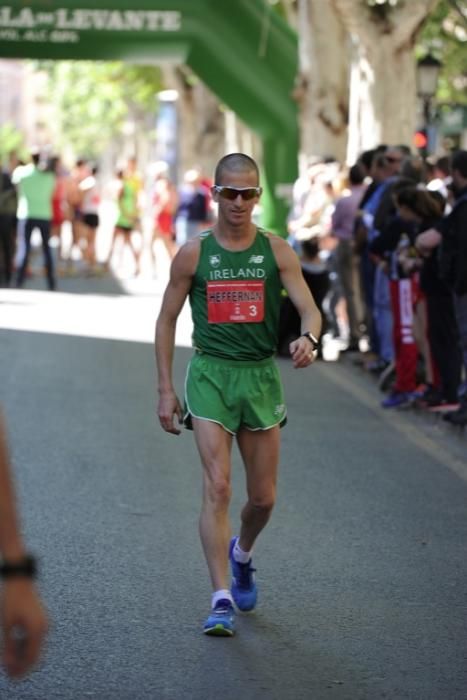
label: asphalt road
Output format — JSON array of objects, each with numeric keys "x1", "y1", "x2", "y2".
[{"x1": 0, "y1": 271, "x2": 466, "y2": 700}]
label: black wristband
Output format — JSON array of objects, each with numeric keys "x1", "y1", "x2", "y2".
[
  {"x1": 0, "y1": 555, "x2": 37, "y2": 580},
  {"x1": 301, "y1": 331, "x2": 319, "y2": 350}
]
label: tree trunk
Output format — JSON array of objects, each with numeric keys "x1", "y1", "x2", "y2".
[
  {"x1": 331, "y1": 0, "x2": 440, "y2": 162},
  {"x1": 295, "y1": 0, "x2": 350, "y2": 164},
  {"x1": 224, "y1": 110, "x2": 261, "y2": 162},
  {"x1": 161, "y1": 65, "x2": 225, "y2": 182}
]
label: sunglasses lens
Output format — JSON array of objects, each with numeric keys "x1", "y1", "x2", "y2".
[
  {"x1": 217, "y1": 187, "x2": 259, "y2": 200},
  {"x1": 241, "y1": 188, "x2": 258, "y2": 200},
  {"x1": 221, "y1": 188, "x2": 239, "y2": 200}
]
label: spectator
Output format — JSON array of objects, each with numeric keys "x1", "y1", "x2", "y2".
[
  {"x1": 175, "y1": 168, "x2": 210, "y2": 246},
  {"x1": 14, "y1": 151, "x2": 57, "y2": 291},
  {"x1": 150, "y1": 161, "x2": 178, "y2": 268},
  {"x1": 0, "y1": 164, "x2": 17, "y2": 287},
  {"x1": 427, "y1": 155, "x2": 451, "y2": 201},
  {"x1": 395, "y1": 186, "x2": 460, "y2": 411},
  {"x1": 278, "y1": 235, "x2": 330, "y2": 356},
  {"x1": 417, "y1": 150, "x2": 467, "y2": 425},
  {"x1": 354, "y1": 153, "x2": 394, "y2": 367},
  {"x1": 49, "y1": 155, "x2": 69, "y2": 261},
  {"x1": 66, "y1": 158, "x2": 89, "y2": 264},
  {"x1": 331, "y1": 163, "x2": 366, "y2": 350},
  {"x1": 79, "y1": 165, "x2": 101, "y2": 271}
]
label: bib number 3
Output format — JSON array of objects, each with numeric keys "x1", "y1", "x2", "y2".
[{"x1": 207, "y1": 281, "x2": 265, "y2": 323}]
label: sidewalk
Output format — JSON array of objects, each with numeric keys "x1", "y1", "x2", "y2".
[{"x1": 335, "y1": 349, "x2": 467, "y2": 468}]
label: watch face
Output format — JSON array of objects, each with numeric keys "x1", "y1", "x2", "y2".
[{"x1": 304, "y1": 332, "x2": 318, "y2": 348}]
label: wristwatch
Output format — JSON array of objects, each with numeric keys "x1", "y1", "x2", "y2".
[
  {"x1": 301, "y1": 331, "x2": 320, "y2": 351},
  {"x1": 0, "y1": 554, "x2": 37, "y2": 580}
]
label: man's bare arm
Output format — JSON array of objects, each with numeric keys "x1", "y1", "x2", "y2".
[
  {"x1": 415, "y1": 227, "x2": 442, "y2": 255},
  {"x1": 0, "y1": 413, "x2": 26, "y2": 563},
  {"x1": 0, "y1": 410, "x2": 48, "y2": 677},
  {"x1": 155, "y1": 241, "x2": 199, "y2": 434},
  {"x1": 270, "y1": 236, "x2": 322, "y2": 368}
]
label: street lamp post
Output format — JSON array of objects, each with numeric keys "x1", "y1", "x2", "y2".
[{"x1": 416, "y1": 54, "x2": 442, "y2": 158}]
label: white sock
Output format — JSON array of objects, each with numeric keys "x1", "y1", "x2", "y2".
[
  {"x1": 233, "y1": 539, "x2": 252, "y2": 564},
  {"x1": 212, "y1": 589, "x2": 233, "y2": 609}
]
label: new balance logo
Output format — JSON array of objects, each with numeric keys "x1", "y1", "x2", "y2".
[{"x1": 248, "y1": 255, "x2": 264, "y2": 264}]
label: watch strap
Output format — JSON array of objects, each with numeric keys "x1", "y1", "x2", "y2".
[
  {"x1": 301, "y1": 331, "x2": 319, "y2": 350},
  {"x1": 0, "y1": 555, "x2": 37, "y2": 579}
]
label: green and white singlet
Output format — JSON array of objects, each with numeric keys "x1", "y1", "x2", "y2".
[
  {"x1": 189, "y1": 228, "x2": 283, "y2": 361},
  {"x1": 184, "y1": 228, "x2": 287, "y2": 433}
]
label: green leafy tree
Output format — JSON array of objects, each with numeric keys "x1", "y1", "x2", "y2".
[
  {"x1": 417, "y1": 0, "x2": 467, "y2": 106},
  {"x1": 0, "y1": 123, "x2": 26, "y2": 165},
  {"x1": 39, "y1": 61, "x2": 163, "y2": 160}
]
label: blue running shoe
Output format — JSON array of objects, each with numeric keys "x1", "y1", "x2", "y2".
[
  {"x1": 381, "y1": 391, "x2": 411, "y2": 409},
  {"x1": 203, "y1": 599, "x2": 235, "y2": 636},
  {"x1": 229, "y1": 537, "x2": 257, "y2": 612}
]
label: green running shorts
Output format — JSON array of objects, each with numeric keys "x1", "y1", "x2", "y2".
[{"x1": 184, "y1": 352, "x2": 287, "y2": 435}]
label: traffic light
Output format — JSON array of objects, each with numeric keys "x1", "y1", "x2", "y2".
[{"x1": 413, "y1": 129, "x2": 428, "y2": 151}]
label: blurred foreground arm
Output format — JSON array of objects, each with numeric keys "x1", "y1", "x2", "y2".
[{"x1": 0, "y1": 411, "x2": 48, "y2": 678}]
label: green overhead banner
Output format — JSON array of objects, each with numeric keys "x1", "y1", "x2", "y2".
[{"x1": 0, "y1": 1, "x2": 299, "y2": 234}]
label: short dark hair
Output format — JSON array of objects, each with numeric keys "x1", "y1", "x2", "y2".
[
  {"x1": 374, "y1": 154, "x2": 388, "y2": 170},
  {"x1": 435, "y1": 156, "x2": 450, "y2": 177},
  {"x1": 349, "y1": 164, "x2": 365, "y2": 186},
  {"x1": 301, "y1": 238, "x2": 320, "y2": 259},
  {"x1": 358, "y1": 149, "x2": 376, "y2": 172},
  {"x1": 46, "y1": 155, "x2": 60, "y2": 173},
  {"x1": 400, "y1": 156, "x2": 425, "y2": 184},
  {"x1": 395, "y1": 144, "x2": 412, "y2": 156},
  {"x1": 452, "y1": 150, "x2": 467, "y2": 179},
  {"x1": 214, "y1": 153, "x2": 259, "y2": 185}
]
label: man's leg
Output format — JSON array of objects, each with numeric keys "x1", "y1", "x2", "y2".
[
  {"x1": 337, "y1": 241, "x2": 359, "y2": 344},
  {"x1": 16, "y1": 220, "x2": 33, "y2": 288},
  {"x1": 38, "y1": 220, "x2": 55, "y2": 291},
  {"x1": 193, "y1": 418, "x2": 236, "y2": 635},
  {"x1": 236, "y1": 426, "x2": 280, "y2": 552},
  {"x1": 192, "y1": 418, "x2": 233, "y2": 592},
  {"x1": 225, "y1": 426, "x2": 279, "y2": 612}
]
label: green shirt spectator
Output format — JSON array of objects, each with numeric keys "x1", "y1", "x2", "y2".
[{"x1": 13, "y1": 163, "x2": 56, "y2": 220}]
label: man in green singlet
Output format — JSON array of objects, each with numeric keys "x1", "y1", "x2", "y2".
[{"x1": 155, "y1": 153, "x2": 321, "y2": 636}]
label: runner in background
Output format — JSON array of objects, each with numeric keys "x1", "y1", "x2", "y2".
[
  {"x1": 106, "y1": 158, "x2": 143, "y2": 276},
  {"x1": 79, "y1": 165, "x2": 101, "y2": 273},
  {"x1": 150, "y1": 161, "x2": 178, "y2": 271}
]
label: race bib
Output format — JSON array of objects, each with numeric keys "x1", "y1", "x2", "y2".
[{"x1": 207, "y1": 280, "x2": 264, "y2": 323}]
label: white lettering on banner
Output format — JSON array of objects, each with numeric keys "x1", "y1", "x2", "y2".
[
  {"x1": 0, "y1": 7, "x2": 35, "y2": 28},
  {"x1": 399, "y1": 279, "x2": 413, "y2": 327},
  {"x1": 23, "y1": 30, "x2": 48, "y2": 41},
  {"x1": 50, "y1": 31, "x2": 79, "y2": 43},
  {"x1": 122, "y1": 11, "x2": 145, "y2": 31},
  {"x1": 0, "y1": 28, "x2": 18, "y2": 40},
  {"x1": 0, "y1": 7, "x2": 182, "y2": 34},
  {"x1": 37, "y1": 13, "x2": 55, "y2": 25}
]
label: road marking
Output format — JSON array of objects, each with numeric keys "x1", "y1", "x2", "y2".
[{"x1": 318, "y1": 362, "x2": 467, "y2": 484}]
